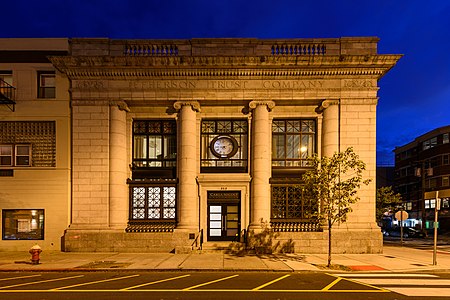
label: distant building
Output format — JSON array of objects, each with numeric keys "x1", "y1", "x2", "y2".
[
  {"x1": 393, "y1": 125, "x2": 450, "y2": 232},
  {"x1": 1, "y1": 37, "x2": 401, "y2": 254},
  {"x1": 376, "y1": 166, "x2": 395, "y2": 189}
]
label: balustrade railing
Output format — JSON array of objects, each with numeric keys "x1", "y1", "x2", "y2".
[
  {"x1": 271, "y1": 44, "x2": 326, "y2": 55},
  {"x1": 125, "y1": 44, "x2": 179, "y2": 56}
]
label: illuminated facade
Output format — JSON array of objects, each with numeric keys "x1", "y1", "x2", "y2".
[{"x1": 1, "y1": 37, "x2": 400, "y2": 253}]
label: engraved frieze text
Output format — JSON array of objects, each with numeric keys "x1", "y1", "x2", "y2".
[
  {"x1": 129, "y1": 80, "x2": 324, "y2": 90},
  {"x1": 129, "y1": 80, "x2": 197, "y2": 89},
  {"x1": 343, "y1": 79, "x2": 373, "y2": 88},
  {"x1": 208, "y1": 80, "x2": 249, "y2": 89},
  {"x1": 76, "y1": 80, "x2": 105, "y2": 90},
  {"x1": 262, "y1": 80, "x2": 323, "y2": 89}
]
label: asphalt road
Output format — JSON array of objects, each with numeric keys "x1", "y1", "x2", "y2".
[{"x1": 1, "y1": 271, "x2": 450, "y2": 300}]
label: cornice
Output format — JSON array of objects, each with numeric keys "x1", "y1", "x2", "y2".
[
  {"x1": 54, "y1": 67, "x2": 393, "y2": 79},
  {"x1": 50, "y1": 54, "x2": 402, "y2": 79}
]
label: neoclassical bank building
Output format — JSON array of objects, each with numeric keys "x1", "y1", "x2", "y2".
[{"x1": 48, "y1": 37, "x2": 400, "y2": 253}]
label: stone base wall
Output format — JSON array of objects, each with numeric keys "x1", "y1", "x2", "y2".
[
  {"x1": 63, "y1": 229, "x2": 193, "y2": 253},
  {"x1": 63, "y1": 228, "x2": 382, "y2": 254},
  {"x1": 275, "y1": 229, "x2": 383, "y2": 254}
]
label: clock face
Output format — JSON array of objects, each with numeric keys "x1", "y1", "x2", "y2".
[{"x1": 210, "y1": 136, "x2": 238, "y2": 158}]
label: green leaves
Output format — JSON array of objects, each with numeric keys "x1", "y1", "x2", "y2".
[
  {"x1": 376, "y1": 186, "x2": 402, "y2": 221},
  {"x1": 302, "y1": 147, "x2": 371, "y2": 227}
]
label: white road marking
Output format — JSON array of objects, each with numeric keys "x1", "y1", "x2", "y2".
[
  {"x1": 387, "y1": 287, "x2": 450, "y2": 297},
  {"x1": 338, "y1": 273, "x2": 450, "y2": 297},
  {"x1": 334, "y1": 273, "x2": 438, "y2": 278},
  {"x1": 357, "y1": 278, "x2": 450, "y2": 286}
]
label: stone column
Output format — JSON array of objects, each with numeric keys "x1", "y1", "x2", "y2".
[
  {"x1": 173, "y1": 101, "x2": 201, "y2": 231},
  {"x1": 109, "y1": 101, "x2": 129, "y2": 229},
  {"x1": 249, "y1": 100, "x2": 275, "y2": 230},
  {"x1": 317, "y1": 100, "x2": 340, "y2": 157}
]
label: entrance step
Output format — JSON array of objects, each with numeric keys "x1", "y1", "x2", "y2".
[{"x1": 198, "y1": 241, "x2": 245, "y2": 253}]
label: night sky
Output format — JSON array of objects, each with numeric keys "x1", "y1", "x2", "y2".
[{"x1": 2, "y1": 0, "x2": 449, "y2": 165}]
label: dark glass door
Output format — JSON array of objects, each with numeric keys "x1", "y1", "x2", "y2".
[{"x1": 208, "y1": 203, "x2": 240, "y2": 241}]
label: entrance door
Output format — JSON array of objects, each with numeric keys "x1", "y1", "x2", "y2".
[{"x1": 207, "y1": 191, "x2": 240, "y2": 241}]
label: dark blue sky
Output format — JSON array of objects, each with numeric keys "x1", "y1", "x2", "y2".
[{"x1": 3, "y1": 0, "x2": 450, "y2": 165}]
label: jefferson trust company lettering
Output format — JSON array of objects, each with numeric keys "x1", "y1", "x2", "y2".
[{"x1": 129, "y1": 80, "x2": 324, "y2": 90}]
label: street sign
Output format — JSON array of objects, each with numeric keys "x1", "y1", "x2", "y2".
[{"x1": 395, "y1": 211, "x2": 409, "y2": 220}]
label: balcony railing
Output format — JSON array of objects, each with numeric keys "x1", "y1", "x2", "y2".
[{"x1": 0, "y1": 79, "x2": 16, "y2": 111}]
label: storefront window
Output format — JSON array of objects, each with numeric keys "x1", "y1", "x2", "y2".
[{"x1": 2, "y1": 209, "x2": 44, "y2": 240}]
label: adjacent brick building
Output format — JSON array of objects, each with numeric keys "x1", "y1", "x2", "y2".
[{"x1": 394, "y1": 125, "x2": 450, "y2": 232}]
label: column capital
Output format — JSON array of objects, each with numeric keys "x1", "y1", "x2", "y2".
[
  {"x1": 109, "y1": 100, "x2": 130, "y2": 112},
  {"x1": 249, "y1": 100, "x2": 276, "y2": 112},
  {"x1": 173, "y1": 101, "x2": 201, "y2": 112},
  {"x1": 315, "y1": 99, "x2": 339, "y2": 114}
]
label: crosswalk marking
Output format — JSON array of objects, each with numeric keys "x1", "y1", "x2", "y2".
[
  {"x1": 356, "y1": 278, "x2": 450, "y2": 286},
  {"x1": 338, "y1": 273, "x2": 450, "y2": 297},
  {"x1": 387, "y1": 287, "x2": 450, "y2": 297},
  {"x1": 334, "y1": 273, "x2": 438, "y2": 278}
]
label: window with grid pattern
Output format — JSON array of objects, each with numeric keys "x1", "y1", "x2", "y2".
[
  {"x1": 0, "y1": 121, "x2": 55, "y2": 167},
  {"x1": 272, "y1": 119, "x2": 316, "y2": 168},
  {"x1": 132, "y1": 120, "x2": 176, "y2": 168}
]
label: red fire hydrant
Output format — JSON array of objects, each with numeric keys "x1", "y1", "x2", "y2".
[{"x1": 29, "y1": 244, "x2": 42, "y2": 265}]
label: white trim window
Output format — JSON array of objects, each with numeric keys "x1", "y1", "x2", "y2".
[
  {"x1": 37, "y1": 71, "x2": 55, "y2": 99},
  {"x1": 0, "y1": 144, "x2": 31, "y2": 167}
]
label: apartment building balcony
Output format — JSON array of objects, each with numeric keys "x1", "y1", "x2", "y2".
[{"x1": 0, "y1": 78, "x2": 15, "y2": 111}]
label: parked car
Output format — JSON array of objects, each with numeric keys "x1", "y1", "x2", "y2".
[{"x1": 382, "y1": 227, "x2": 425, "y2": 238}]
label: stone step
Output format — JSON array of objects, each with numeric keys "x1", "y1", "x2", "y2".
[{"x1": 195, "y1": 241, "x2": 246, "y2": 253}]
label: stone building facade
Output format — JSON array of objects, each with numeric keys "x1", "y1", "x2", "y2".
[{"x1": 49, "y1": 37, "x2": 401, "y2": 253}]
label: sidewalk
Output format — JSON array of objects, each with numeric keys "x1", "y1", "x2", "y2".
[{"x1": 1, "y1": 245, "x2": 449, "y2": 272}]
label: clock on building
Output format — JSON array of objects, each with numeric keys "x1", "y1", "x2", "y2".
[{"x1": 210, "y1": 135, "x2": 238, "y2": 158}]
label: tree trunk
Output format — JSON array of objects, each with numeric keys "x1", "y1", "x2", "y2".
[{"x1": 327, "y1": 219, "x2": 332, "y2": 267}]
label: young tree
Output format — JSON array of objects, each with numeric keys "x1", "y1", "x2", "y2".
[
  {"x1": 302, "y1": 147, "x2": 371, "y2": 267},
  {"x1": 376, "y1": 186, "x2": 402, "y2": 225}
]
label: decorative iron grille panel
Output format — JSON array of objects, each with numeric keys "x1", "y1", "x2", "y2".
[
  {"x1": 130, "y1": 185, "x2": 176, "y2": 220},
  {"x1": 271, "y1": 185, "x2": 317, "y2": 220},
  {"x1": 163, "y1": 187, "x2": 176, "y2": 219},
  {"x1": 0, "y1": 121, "x2": 56, "y2": 167}
]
